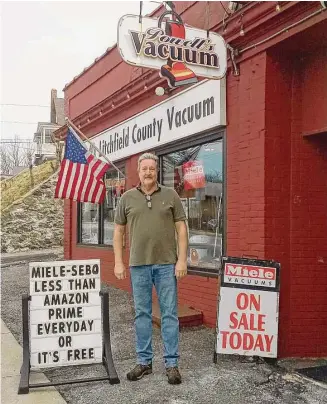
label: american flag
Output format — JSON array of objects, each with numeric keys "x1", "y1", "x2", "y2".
[{"x1": 55, "y1": 127, "x2": 110, "y2": 204}]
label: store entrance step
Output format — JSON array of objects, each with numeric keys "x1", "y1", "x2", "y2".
[
  {"x1": 296, "y1": 365, "x2": 327, "y2": 384},
  {"x1": 152, "y1": 301, "x2": 203, "y2": 328}
]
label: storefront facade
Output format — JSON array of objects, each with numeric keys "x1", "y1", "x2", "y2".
[{"x1": 56, "y1": 1, "x2": 327, "y2": 358}]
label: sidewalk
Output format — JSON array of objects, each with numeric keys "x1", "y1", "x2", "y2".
[
  {"x1": 1, "y1": 319, "x2": 66, "y2": 404},
  {"x1": 1, "y1": 248, "x2": 63, "y2": 266}
]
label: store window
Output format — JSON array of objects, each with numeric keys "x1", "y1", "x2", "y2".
[
  {"x1": 103, "y1": 169, "x2": 125, "y2": 245},
  {"x1": 162, "y1": 139, "x2": 223, "y2": 271},
  {"x1": 78, "y1": 166, "x2": 125, "y2": 245},
  {"x1": 44, "y1": 128, "x2": 54, "y2": 143},
  {"x1": 80, "y1": 203, "x2": 100, "y2": 244}
]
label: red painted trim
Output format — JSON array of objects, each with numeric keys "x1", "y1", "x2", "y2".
[
  {"x1": 302, "y1": 126, "x2": 327, "y2": 137},
  {"x1": 69, "y1": 199, "x2": 73, "y2": 259},
  {"x1": 237, "y1": 10, "x2": 327, "y2": 64}
]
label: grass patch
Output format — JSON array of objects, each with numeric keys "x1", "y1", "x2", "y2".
[{"x1": 1, "y1": 160, "x2": 59, "y2": 213}]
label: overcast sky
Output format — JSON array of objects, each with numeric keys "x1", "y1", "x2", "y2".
[{"x1": 0, "y1": 1, "x2": 159, "y2": 140}]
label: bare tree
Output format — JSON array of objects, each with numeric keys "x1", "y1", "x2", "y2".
[
  {"x1": 0, "y1": 135, "x2": 36, "y2": 175},
  {"x1": 0, "y1": 147, "x2": 12, "y2": 174},
  {"x1": 205, "y1": 170, "x2": 223, "y2": 183},
  {"x1": 21, "y1": 142, "x2": 36, "y2": 167}
]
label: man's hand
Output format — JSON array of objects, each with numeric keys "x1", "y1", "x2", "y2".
[
  {"x1": 175, "y1": 260, "x2": 187, "y2": 280},
  {"x1": 114, "y1": 262, "x2": 127, "y2": 280},
  {"x1": 175, "y1": 220, "x2": 188, "y2": 280},
  {"x1": 113, "y1": 223, "x2": 126, "y2": 280}
]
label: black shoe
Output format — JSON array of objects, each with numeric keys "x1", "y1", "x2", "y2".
[
  {"x1": 126, "y1": 363, "x2": 152, "y2": 381},
  {"x1": 166, "y1": 367, "x2": 182, "y2": 384}
]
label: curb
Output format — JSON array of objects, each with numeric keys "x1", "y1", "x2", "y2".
[
  {"x1": 1, "y1": 249, "x2": 64, "y2": 267},
  {"x1": 1, "y1": 319, "x2": 67, "y2": 403},
  {"x1": 283, "y1": 372, "x2": 327, "y2": 390}
]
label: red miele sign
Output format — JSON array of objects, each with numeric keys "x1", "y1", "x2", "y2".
[
  {"x1": 182, "y1": 160, "x2": 205, "y2": 190},
  {"x1": 224, "y1": 264, "x2": 277, "y2": 288}
]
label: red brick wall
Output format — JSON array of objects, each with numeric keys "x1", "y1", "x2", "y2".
[
  {"x1": 226, "y1": 53, "x2": 267, "y2": 258},
  {"x1": 288, "y1": 132, "x2": 327, "y2": 357},
  {"x1": 178, "y1": 276, "x2": 219, "y2": 327},
  {"x1": 264, "y1": 51, "x2": 292, "y2": 357},
  {"x1": 264, "y1": 49, "x2": 327, "y2": 357},
  {"x1": 227, "y1": 48, "x2": 327, "y2": 357},
  {"x1": 288, "y1": 52, "x2": 327, "y2": 357},
  {"x1": 301, "y1": 48, "x2": 327, "y2": 135}
]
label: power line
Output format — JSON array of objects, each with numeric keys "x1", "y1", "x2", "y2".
[
  {"x1": 0, "y1": 103, "x2": 50, "y2": 108},
  {"x1": 0, "y1": 140, "x2": 34, "y2": 143},
  {"x1": 0, "y1": 121, "x2": 38, "y2": 124},
  {"x1": 219, "y1": 1, "x2": 231, "y2": 16}
]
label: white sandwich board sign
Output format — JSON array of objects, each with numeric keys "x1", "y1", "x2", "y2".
[{"x1": 29, "y1": 259, "x2": 102, "y2": 369}]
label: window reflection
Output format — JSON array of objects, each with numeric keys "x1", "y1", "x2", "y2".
[
  {"x1": 162, "y1": 140, "x2": 223, "y2": 270},
  {"x1": 103, "y1": 169, "x2": 125, "y2": 245},
  {"x1": 81, "y1": 203, "x2": 99, "y2": 244},
  {"x1": 79, "y1": 167, "x2": 125, "y2": 245}
]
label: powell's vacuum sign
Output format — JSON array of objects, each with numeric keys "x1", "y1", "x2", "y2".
[
  {"x1": 216, "y1": 257, "x2": 280, "y2": 358},
  {"x1": 118, "y1": 13, "x2": 227, "y2": 88}
]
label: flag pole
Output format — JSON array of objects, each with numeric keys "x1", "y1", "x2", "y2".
[{"x1": 65, "y1": 118, "x2": 125, "y2": 178}]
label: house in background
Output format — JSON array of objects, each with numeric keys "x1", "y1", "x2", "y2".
[{"x1": 33, "y1": 89, "x2": 65, "y2": 165}]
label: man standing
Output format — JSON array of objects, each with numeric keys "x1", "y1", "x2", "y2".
[{"x1": 113, "y1": 152, "x2": 188, "y2": 385}]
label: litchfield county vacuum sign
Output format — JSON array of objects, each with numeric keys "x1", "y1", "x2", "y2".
[
  {"x1": 29, "y1": 260, "x2": 102, "y2": 369},
  {"x1": 91, "y1": 79, "x2": 225, "y2": 162},
  {"x1": 216, "y1": 257, "x2": 280, "y2": 358},
  {"x1": 118, "y1": 13, "x2": 227, "y2": 88}
]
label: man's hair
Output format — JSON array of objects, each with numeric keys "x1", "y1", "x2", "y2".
[{"x1": 138, "y1": 153, "x2": 158, "y2": 170}]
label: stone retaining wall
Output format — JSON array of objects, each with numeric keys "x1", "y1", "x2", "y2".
[{"x1": 1, "y1": 174, "x2": 64, "y2": 253}]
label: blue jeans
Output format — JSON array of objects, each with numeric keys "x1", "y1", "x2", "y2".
[{"x1": 130, "y1": 264, "x2": 179, "y2": 368}]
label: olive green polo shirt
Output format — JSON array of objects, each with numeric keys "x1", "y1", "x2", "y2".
[{"x1": 114, "y1": 184, "x2": 187, "y2": 266}]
